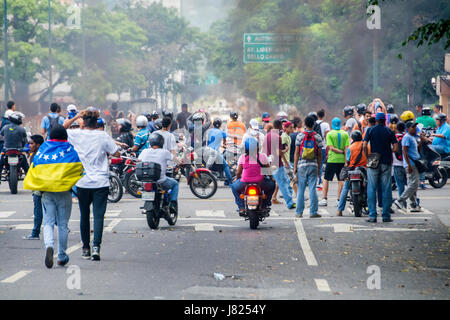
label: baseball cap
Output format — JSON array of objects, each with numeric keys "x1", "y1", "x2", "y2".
[
  {"x1": 262, "y1": 112, "x2": 270, "y2": 121},
  {"x1": 405, "y1": 121, "x2": 418, "y2": 129},
  {"x1": 67, "y1": 104, "x2": 77, "y2": 112},
  {"x1": 249, "y1": 118, "x2": 259, "y2": 130},
  {"x1": 331, "y1": 117, "x2": 341, "y2": 130},
  {"x1": 375, "y1": 112, "x2": 386, "y2": 121},
  {"x1": 283, "y1": 121, "x2": 293, "y2": 129}
]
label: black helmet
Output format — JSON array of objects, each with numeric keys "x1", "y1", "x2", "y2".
[
  {"x1": 436, "y1": 113, "x2": 447, "y2": 122},
  {"x1": 230, "y1": 111, "x2": 238, "y2": 120},
  {"x1": 213, "y1": 118, "x2": 222, "y2": 128},
  {"x1": 151, "y1": 110, "x2": 159, "y2": 120},
  {"x1": 154, "y1": 119, "x2": 163, "y2": 130},
  {"x1": 351, "y1": 130, "x2": 363, "y2": 142},
  {"x1": 143, "y1": 113, "x2": 152, "y2": 121},
  {"x1": 386, "y1": 104, "x2": 395, "y2": 114},
  {"x1": 421, "y1": 107, "x2": 432, "y2": 116},
  {"x1": 116, "y1": 118, "x2": 132, "y2": 132},
  {"x1": 149, "y1": 132, "x2": 164, "y2": 148},
  {"x1": 192, "y1": 113, "x2": 204, "y2": 123},
  {"x1": 162, "y1": 109, "x2": 173, "y2": 119},
  {"x1": 343, "y1": 106, "x2": 354, "y2": 117},
  {"x1": 389, "y1": 114, "x2": 399, "y2": 124},
  {"x1": 307, "y1": 112, "x2": 318, "y2": 122},
  {"x1": 356, "y1": 103, "x2": 367, "y2": 115},
  {"x1": 8, "y1": 112, "x2": 24, "y2": 125}
]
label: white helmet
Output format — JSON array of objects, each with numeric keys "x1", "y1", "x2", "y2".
[
  {"x1": 136, "y1": 115, "x2": 148, "y2": 127},
  {"x1": 67, "y1": 104, "x2": 77, "y2": 112},
  {"x1": 276, "y1": 111, "x2": 288, "y2": 120}
]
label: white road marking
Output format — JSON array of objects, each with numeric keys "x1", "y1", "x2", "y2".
[
  {"x1": 1, "y1": 270, "x2": 32, "y2": 283},
  {"x1": 294, "y1": 219, "x2": 318, "y2": 266},
  {"x1": 319, "y1": 209, "x2": 330, "y2": 216},
  {"x1": 182, "y1": 286, "x2": 295, "y2": 299},
  {"x1": 271, "y1": 210, "x2": 280, "y2": 217},
  {"x1": 346, "y1": 208, "x2": 353, "y2": 215},
  {"x1": 316, "y1": 223, "x2": 361, "y2": 233},
  {"x1": 105, "y1": 210, "x2": 122, "y2": 217},
  {"x1": 104, "y1": 219, "x2": 122, "y2": 232},
  {"x1": 316, "y1": 223, "x2": 429, "y2": 233},
  {"x1": 195, "y1": 210, "x2": 225, "y2": 217},
  {"x1": 0, "y1": 224, "x2": 33, "y2": 230},
  {"x1": 183, "y1": 223, "x2": 237, "y2": 231},
  {"x1": 0, "y1": 211, "x2": 15, "y2": 218},
  {"x1": 420, "y1": 208, "x2": 435, "y2": 215},
  {"x1": 315, "y1": 279, "x2": 331, "y2": 292}
]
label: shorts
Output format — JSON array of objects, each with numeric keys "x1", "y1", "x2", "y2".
[{"x1": 324, "y1": 162, "x2": 345, "y2": 181}]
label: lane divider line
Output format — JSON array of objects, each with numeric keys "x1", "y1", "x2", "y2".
[
  {"x1": 104, "y1": 219, "x2": 122, "y2": 232},
  {"x1": 314, "y1": 279, "x2": 331, "y2": 292},
  {"x1": 0, "y1": 211, "x2": 16, "y2": 218},
  {"x1": 294, "y1": 218, "x2": 318, "y2": 266},
  {"x1": 1, "y1": 270, "x2": 32, "y2": 284}
]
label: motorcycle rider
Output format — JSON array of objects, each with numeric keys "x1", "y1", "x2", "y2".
[
  {"x1": 104, "y1": 102, "x2": 125, "y2": 139},
  {"x1": 147, "y1": 111, "x2": 159, "y2": 133},
  {"x1": 227, "y1": 111, "x2": 246, "y2": 150},
  {"x1": 138, "y1": 132, "x2": 179, "y2": 212},
  {"x1": 231, "y1": 137, "x2": 275, "y2": 216},
  {"x1": 337, "y1": 130, "x2": 367, "y2": 216},
  {"x1": 0, "y1": 101, "x2": 16, "y2": 152},
  {"x1": 187, "y1": 111, "x2": 211, "y2": 149},
  {"x1": 130, "y1": 115, "x2": 150, "y2": 155},
  {"x1": 0, "y1": 111, "x2": 29, "y2": 174},
  {"x1": 430, "y1": 113, "x2": 450, "y2": 156},
  {"x1": 116, "y1": 118, "x2": 134, "y2": 149},
  {"x1": 355, "y1": 103, "x2": 367, "y2": 123},
  {"x1": 417, "y1": 106, "x2": 437, "y2": 129},
  {"x1": 207, "y1": 118, "x2": 233, "y2": 185}
]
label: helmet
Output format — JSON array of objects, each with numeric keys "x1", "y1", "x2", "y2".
[
  {"x1": 67, "y1": 104, "x2": 77, "y2": 112},
  {"x1": 154, "y1": 119, "x2": 162, "y2": 130},
  {"x1": 351, "y1": 130, "x2": 362, "y2": 142},
  {"x1": 8, "y1": 111, "x2": 24, "y2": 125},
  {"x1": 343, "y1": 106, "x2": 354, "y2": 117},
  {"x1": 142, "y1": 113, "x2": 152, "y2": 121},
  {"x1": 230, "y1": 111, "x2": 238, "y2": 120},
  {"x1": 116, "y1": 118, "x2": 132, "y2": 132},
  {"x1": 151, "y1": 110, "x2": 159, "y2": 120},
  {"x1": 400, "y1": 111, "x2": 414, "y2": 122},
  {"x1": 149, "y1": 132, "x2": 164, "y2": 148},
  {"x1": 244, "y1": 137, "x2": 258, "y2": 153},
  {"x1": 389, "y1": 114, "x2": 399, "y2": 124},
  {"x1": 436, "y1": 113, "x2": 447, "y2": 122},
  {"x1": 262, "y1": 112, "x2": 270, "y2": 121},
  {"x1": 276, "y1": 111, "x2": 288, "y2": 120},
  {"x1": 97, "y1": 118, "x2": 105, "y2": 127},
  {"x1": 70, "y1": 120, "x2": 80, "y2": 128},
  {"x1": 386, "y1": 104, "x2": 395, "y2": 114},
  {"x1": 192, "y1": 113, "x2": 204, "y2": 123},
  {"x1": 213, "y1": 118, "x2": 222, "y2": 128},
  {"x1": 356, "y1": 103, "x2": 367, "y2": 115},
  {"x1": 421, "y1": 107, "x2": 432, "y2": 116},
  {"x1": 162, "y1": 110, "x2": 173, "y2": 119},
  {"x1": 307, "y1": 112, "x2": 318, "y2": 122},
  {"x1": 136, "y1": 115, "x2": 148, "y2": 127}
]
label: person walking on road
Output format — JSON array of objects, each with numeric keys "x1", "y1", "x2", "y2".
[
  {"x1": 176, "y1": 103, "x2": 191, "y2": 130},
  {"x1": 41, "y1": 103, "x2": 65, "y2": 139},
  {"x1": 316, "y1": 109, "x2": 330, "y2": 189},
  {"x1": 363, "y1": 112, "x2": 399, "y2": 223},
  {"x1": 63, "y1": 109, "x2": 121, "y2": 261}
]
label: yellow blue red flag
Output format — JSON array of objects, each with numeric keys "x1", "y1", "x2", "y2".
[{"x1": 24, "y1": 140, "x2": 83, "y2": 192}]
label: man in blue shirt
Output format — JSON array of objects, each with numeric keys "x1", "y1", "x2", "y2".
[
  {"x1": 206, "y1": 118, "x2": 232, "y2": 186},
  {"x1": 363, "y1": 112, "x2": 399, "y2": 223},
  {"x1": 147, "y1": 111, "x2": 159, "y2": 133},
  {"x1": 431, "y1": 113, "x2": 450, "y2": 155},
  {"x1": 41, "y1": 103, "x2": 65, "y2": 139},
  {"x1": 393, "y1": 121, "x2": 425, "y2": 212},
  {"x1": 131, "y1": 116, "x2": 150, "y2": 156}
]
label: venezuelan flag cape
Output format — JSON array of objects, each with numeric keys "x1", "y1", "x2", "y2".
[{"x1": 24, "y1": 140, "x2": 83, "y2": 192}]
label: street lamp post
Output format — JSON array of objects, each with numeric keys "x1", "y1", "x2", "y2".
[
  {"x1": 81, "y1": 0, "x2": 86, "y2": 107},
  {"x1": 48, "y1": 0, "x2": 53, "y2": 104},
  {"x1": 3, "y1": 0, "x2": 8, "y2": 103}
]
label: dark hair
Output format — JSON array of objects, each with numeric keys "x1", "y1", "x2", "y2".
[
  {"x1": 182, "y1": 103, "x2": 188, "y2": 109},
  {"x1": 304, "y1": 116, "x2": 315, "y2": 128},
  {"x1": 396, "y1": 122, "x2": 405, "y2": 132},
  {"x1": 30, "y1": 134, "x2": 44, "y2": 145},
  {"x1": 50, "y1": 103, "x2": 60, "y2": 113},
  {"x1": 273, "y1": 119, "x2": 282, "y2": 130},
  {"x1": 317, "y1": 109, "x2": 325, "y2": 119},
  {"x1": 81, "y1": 108, "x2": 100, "y2": 128},
  {"x1": 364, "y1": 110, "x2": 372, "y2": 116},
  {"x1": 49, "y1": 125, "x2": 68, "y2": 140},
  {"x1": 434, "y1": 104, "x2": 443, "y2": 112},
  {"x1": 111, "y1": 102, "x2": 118, "y2": 110},
  {"x1": 416, "y1": 104, "x2": 423, "y2": 109},
  {"x1": 368, "y1": 117, "x2": 376, "y2": 126},
  {"x1": 162, "y1": 117, "x2": 172, "y2": 128},
  {"x1": 7, "y1": 101, "x2": 15, "y2": 109},
  {"x1": 292, "y1": 117, "x2": 302, "y2": 128}
]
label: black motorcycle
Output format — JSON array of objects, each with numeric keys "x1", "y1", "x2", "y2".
[
  {"x1": 347, "y1": 168, "x2": 368, "y2": 217},
  {"x1": 0, "y1": 149, "x2": 25, "y2": 194},
  {"x1": 241, "y1": 183, "x2": 270, "y2": 230},
  {"x1": 136, "y1": 162, "x2": 177, "y2": 230}
]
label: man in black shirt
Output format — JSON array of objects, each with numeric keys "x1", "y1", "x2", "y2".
[{"x1": 176, "y1": 104, "x2": 191, "y2": 130}]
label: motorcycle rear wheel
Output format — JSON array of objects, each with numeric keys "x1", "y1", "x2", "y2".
[
  {"x1": 189, "y1": 171, "x2": 217, "y2": 199},
  {"x1": 146, "y1": 210, "x2": 160, "y2": 229},
  {"x1": 428, "y1": 168, "x2": 448, "y2": 189},
  {"x1": 352, "y1": 193, "x2": 363, "y2": 217},
  {"x1": 8, "y1": 166, "x2": 18, "y2": 194},
  {"x1": 124, "y1": 171, "x2": 142, "y2": 198},
  {"x1": 248, "y1": 210, "x2": 260, "y2": 230},
  {"x1": 108, "y1": 173, "x2": 123, "y2": 203}
]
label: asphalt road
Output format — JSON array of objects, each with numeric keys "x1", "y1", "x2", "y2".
[{"x1": 0, "y1": 179, "x2": 449, "y2": 300}]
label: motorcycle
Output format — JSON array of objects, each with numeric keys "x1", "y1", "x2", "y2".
[
  {"x1": 240, "y1": 184, "x2": 270, "y2": 230},
  {"x1": 0, "y1": 149, "x2": 25, "y2": 194},
  {"x1": 136, "y1": 162, "x2": 177, "y2": 230},
  {"x1": 347, "y1": 168, "x2": 368, "y2": 217},
  {"x1": 420, "y1": 143, "x2": 447, "y2": 189},
  {"x1": 438, "y1": 152, "x2": 450, "y2": 184},
  {"x1": 107, "y1": 171, "x2": 123, "y2": 203}
]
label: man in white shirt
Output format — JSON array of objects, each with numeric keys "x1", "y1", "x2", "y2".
[
  {"x1": 316, "y1": 109, "x2": 330, "y2": 189},
  {"x1": 138, "y1": 132, "x2": 179, "y2": 209},
  {"x1": 155, "y1": 117, "x2": 178, "y2": 167}
]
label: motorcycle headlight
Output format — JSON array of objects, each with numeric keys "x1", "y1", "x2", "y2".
[{"x1": 432, "y1": 160, "x2": 440, "y2": 166}]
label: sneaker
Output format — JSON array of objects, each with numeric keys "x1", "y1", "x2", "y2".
[
  {"x1": 410, "y1": 205, "x2": 422, "y2": 212},
  {"x1": 318, "y1": 199, "x2": 328, "y2": 207},
  {"x1": 23, "y1": 234, "x2": 40, "y2": 240},
  {"x1": 238, "y1": 209, "x2": 246, "y2": 217},
  {"x1": 388, "y1": 207, "x2": 395, "y2": 214},
  {"x1": 57, "y1": 256, "x2": 69, "y2": 267},
  {"x1": 337, "y1": 210, "x2": 343, "y2": 217},
  {"x1": 82, "y1": 247, "x2": 91, "y2": 259},
  {"x1": 367, "y1": 218, "x2": 377, "y2": 223},
  {"x1": 45, "y1": 247, "x2": 54, "y2": 269},
  {"x1": 393, "y1": 199, "x2": 402, "y2": 209},
  {"x1": 420, "y1": 183, "x2": 427, "y2": 190},
  {"x1": 383, "y1": 218, "x2": 393, "y2": 223},
  {"x1": 295, "y1": 214, "x2": 303, "y2": 218},
  {"x1": 288, "y1": 203, "x2": 296, "y2": 210},
  {"x1": 91, "y1": 246, "x2": 100, "y2": 261},
  {"x1": 310, "y1": 214, "x2": 322, "y2": 218}
]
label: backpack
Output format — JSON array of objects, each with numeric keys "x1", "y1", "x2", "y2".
[
  {"x1": 299, "y1": 132, "x2": 318, "y2": 160},
  {"x1": 46, "y1": 115, "x2": 61, "y2": 132},
  {"x1": 395, "y1": 133, "x2": 404, "y2": 161},
  {"x1": 313, "y1": 122, "x2": 322, "y2": 138}
]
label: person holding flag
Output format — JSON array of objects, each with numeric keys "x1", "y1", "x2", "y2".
[{"x1": 24, "y1": 125, "x2": 84, "y2": 268}]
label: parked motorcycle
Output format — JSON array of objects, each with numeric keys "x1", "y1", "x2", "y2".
[
  {"x1": 0, "y1": 149, "x2": 25, "y2": 194},
  {"x1": 240, "y1": 184, "x2": 270, "y2": 230},
  {"x1": 347, "y1": 168, "x2": 368, "y2": 217},
  {"x1": 107, "y1": 172, "x2": 123, "y2": 203}
]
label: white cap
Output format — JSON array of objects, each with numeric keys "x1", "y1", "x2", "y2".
[
  {"x1": 67, "y1": 104, "x2": 77, "y2": 112},
  {"x1": 250, "y1": 118, "x2": 259, "y2": 130}
]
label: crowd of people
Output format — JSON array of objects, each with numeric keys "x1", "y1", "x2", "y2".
[{"x1": 0, "y1": 98, "x2": 449, "y2": 268}]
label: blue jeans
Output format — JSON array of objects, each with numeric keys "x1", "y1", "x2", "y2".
[
  {"x1": 367, "y1": 164, "x2": 393, "y2": 220},
  {"x1": 393, "y1": 166, "x2": 407, "y2": 206},
  {"x1": 231, "y1": 178, "x2": 275, "y2": 209},
  {"x1": 31, "y1": 194, "x2": 43, "y2": 237},
  {"x1": 160, "y1": 177, "x2": 179, "y2": 202},
  {"x1": 318, "y1": 149, "x2": 326, "y2": 185},
  {"x1": 42, "y1": 191, "x2": 72, "y2": 262},
  {"x1": 273, "y1": 167, "x2": 294, "y2": 208},
  {"x1": 337, "y1": 180, "x2": 350, "y2": 212},
  {"x1": 296, "y1": 165, "x2": 319, "y2": 216}
]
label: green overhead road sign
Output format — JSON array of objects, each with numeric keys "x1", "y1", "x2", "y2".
[{"x1": 243, "y1": 33, "x2": 300, "y2": 64}]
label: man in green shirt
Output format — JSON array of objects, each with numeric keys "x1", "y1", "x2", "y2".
[
  {"x1": 416, "y1": 107, "x2": 436, "y2": 129},
  {"x1": 319, "y1": 117, "x2": 349, "y2": 207}
]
